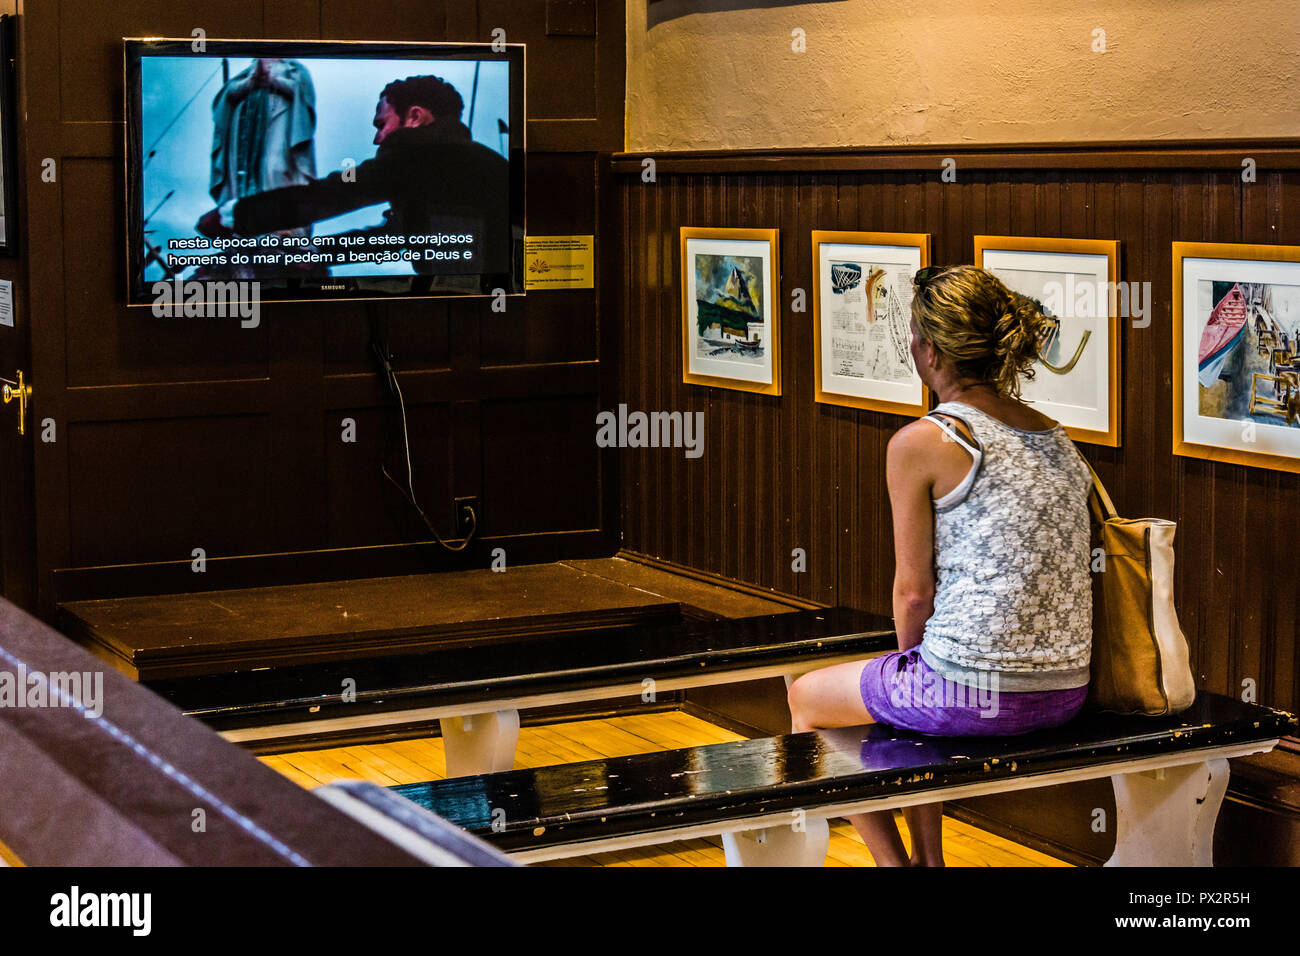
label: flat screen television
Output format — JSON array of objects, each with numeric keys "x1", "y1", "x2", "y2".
[{"x1": 124, "y1": 39, "x2": 525, "y2": 306}]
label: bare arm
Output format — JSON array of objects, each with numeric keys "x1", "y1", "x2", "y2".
[{"x1": 885, "y1": 423, "x2": 938, "y2": 651}]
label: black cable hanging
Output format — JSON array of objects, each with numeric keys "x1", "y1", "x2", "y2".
[{"x1": 369, "y1": 315, "x2": 476, "y2": 552}]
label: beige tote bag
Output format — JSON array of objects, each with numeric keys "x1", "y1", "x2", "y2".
[{"x1": 1084, "y1": 461, "x2": 1197, "y2": 716}]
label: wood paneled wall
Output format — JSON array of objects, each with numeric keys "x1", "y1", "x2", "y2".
[
  {"x1": 614, "y1": 145, "x2": 1300, "y2": 714},
  {"x1": 13, "y1": 0, "x2": 624, "y2": 613}
]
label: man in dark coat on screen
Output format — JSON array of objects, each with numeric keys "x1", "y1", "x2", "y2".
[{"x1": 196, "y1": 74, "x2": 511, "y2": 283}]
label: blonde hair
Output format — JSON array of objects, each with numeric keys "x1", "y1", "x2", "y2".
[{"x1": 910, "y1": 265, "x2": 1052, "y2": 399}]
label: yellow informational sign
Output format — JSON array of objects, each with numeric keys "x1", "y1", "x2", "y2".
[{"x1": 524, "y1": 235, "x2": 595, "y2": 289}]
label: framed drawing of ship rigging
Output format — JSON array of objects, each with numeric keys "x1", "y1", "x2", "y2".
[
  {"x1": 1173, "y1": 242, "x2": 1300, "y2": 474},
  {"x1": 974, "y1": 235, "x2": 1121, "y2": 446},
  {"x1": 680, "y1": 227, "x2": 781, "y2": 395},
  {"x1": 812, "y1": 231, "x2": 930, "y2": 416}
]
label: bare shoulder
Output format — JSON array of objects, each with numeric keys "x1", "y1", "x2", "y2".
[
  {"x1": 887, "y1": 418, "x2": 943, "y2": 460},
  {"x1": 964, "y1": 394, "x2": 1056, "y2": 431},
  {"x1": 886, "y1": 419, "x2": 955, "y2": 488},
  {"x1": 1021, "y1": 404, "x2": 1059, "y2": 430}
]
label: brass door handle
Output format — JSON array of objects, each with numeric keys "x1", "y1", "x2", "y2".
[{"x1": 1, "y1": 370, "x2": 31, "y2": 435}]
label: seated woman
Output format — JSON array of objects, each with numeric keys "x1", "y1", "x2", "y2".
[{"x1": 787, "y1": 265, "x2": 1094, "y2": 867}]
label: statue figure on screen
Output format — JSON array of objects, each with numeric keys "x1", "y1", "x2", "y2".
[
  {"x1": 211, "y1": 57, "x2": 316, "y2": 203},
  {"x1": 206, "y1": 58, "x2": 319, "y2": 280}
]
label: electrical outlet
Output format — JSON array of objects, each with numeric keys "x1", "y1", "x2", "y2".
[{"x1": 454, "y1": 496, "x2": 479, "y2": 538}]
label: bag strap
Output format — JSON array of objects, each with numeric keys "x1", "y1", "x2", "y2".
[
  {"x1": 1079, "y1": 453, "x2": 1118, "y2": 523},
  {"x1": 922, "y1": 412, "x2": 980, "y2": 457}
]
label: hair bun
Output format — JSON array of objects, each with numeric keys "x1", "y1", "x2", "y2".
[
  {"x1": 907, "y1": 265, "x2": 1055, "y2": 399},
  {"x1": 991, "y1": 294, "x2": 1052, "y2": 394}
]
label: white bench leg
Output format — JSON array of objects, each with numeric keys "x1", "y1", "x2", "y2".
[
  {"x1": 439, "y1": 709, "x2": 520, "y2": 778},
  {"x1": 721, "y1": 816, "x2": 829, "y2": 867},
  {"x1": 1105, "y1": 758, "x2": 1229, "y2": 867}
]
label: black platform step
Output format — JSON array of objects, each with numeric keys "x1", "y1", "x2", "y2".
[{"x1": 149, "y1": 606, "x2": 893, "y2": 730}]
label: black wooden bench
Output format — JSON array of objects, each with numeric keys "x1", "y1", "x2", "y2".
[
  {"x1": 387, "y1": 692, "x2": 1297, "y2": 867},
  {"x1": 150, "y1": 606, "x2": 895, "y2": 776}
]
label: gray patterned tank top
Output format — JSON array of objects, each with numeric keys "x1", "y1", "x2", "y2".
[{"x1": 917, "y1": 400, "x2": 1093, "y2": 691}]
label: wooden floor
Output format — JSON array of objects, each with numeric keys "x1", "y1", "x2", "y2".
[{"x1": 263, "y1": 710, "x2": 1071, "y2": 867}]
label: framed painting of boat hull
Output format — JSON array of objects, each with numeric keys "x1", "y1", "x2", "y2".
[
  {"x1": 975, "y1": 236, "x2": 1121, "y2": 446},
  {"x1": 680, "y1": 227, "x2": 780, "y2": 395},
  {"x1": 812, "y1": 231, "x2": 931, "y2": 416},
  {"x1": 1173, "y1": 242, "x2": 1300, "y2": 474}
]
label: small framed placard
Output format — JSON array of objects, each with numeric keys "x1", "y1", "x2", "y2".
[
  {"x1": 812, "y1": 231, "x2": 930, "y2": 416},
  {"x1": 523, "y1": 235, "x2": 594, "y2": 289}
]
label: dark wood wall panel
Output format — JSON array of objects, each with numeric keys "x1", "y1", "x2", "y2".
[
  {"x1": 617, "y1": 160, "x2": 1300, "y2": 714},
  {"x1": 59, "y1": 0, "x2": 258, "y2": 123},
  {"x1": 67, "y1": 415, "x2": 274, "y2": 566},
  {"x1": 481, "y1": 394, "x2": 601, "y2": 535},
  {"x1": 20, "y1": 0, "x2": 626, "y2": 613},
  {"x1": 324, "y1": 403, "x2": 453, "y2": 548},
  {"x1": 472, "y1": 0, "x2": 620, "y2": 150},
  {"x1": 320, "y1": 0, "x2": 449, "y2": 41},
  {"x1": 482, "y1": 152, "x2": 600, "y2": 366},
  {"x1": 62, "y1": 158, "x2": 271, "y2": 387},
  {"x1": 475, "y1": 1, "x2": 597, "y2": 119},
  {"x1": 323, "y1": 304, "x2": 452, "y2": 378}
]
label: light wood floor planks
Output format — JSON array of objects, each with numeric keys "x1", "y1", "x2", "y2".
[{"x1": 263, "y1": 710, "x2": 1071, "y2": 868}]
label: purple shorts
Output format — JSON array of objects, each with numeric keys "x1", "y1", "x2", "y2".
[{"x1": 860, "y1": 647, "x2": 1088, "y2": 737}]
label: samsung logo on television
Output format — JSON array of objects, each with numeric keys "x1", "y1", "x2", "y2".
[{"x1": 320, "y1": 284, "x2": 348, "y2": 290}]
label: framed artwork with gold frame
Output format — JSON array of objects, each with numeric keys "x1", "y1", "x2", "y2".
[
  {"x1": 680, "y1": 226, "x2": 780, "y2": 395},
  {"x1": 1173, "y1": 241, "x2": 1300, "y2": 474},
  {"x1": 812, "y1": 230, "x2": 930, "y2": 416},
  {"x1": 975, "y1": 235, "x2": 1122, "y2": 447}
]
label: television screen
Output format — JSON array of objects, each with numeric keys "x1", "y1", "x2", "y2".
[{"x1": 125, "y1": 39, "x2": 525, "y2": 306}]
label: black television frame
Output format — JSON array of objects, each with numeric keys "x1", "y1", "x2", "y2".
[{"x1": 124, "y1": 37, "x2": 525, "y2": 306}]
